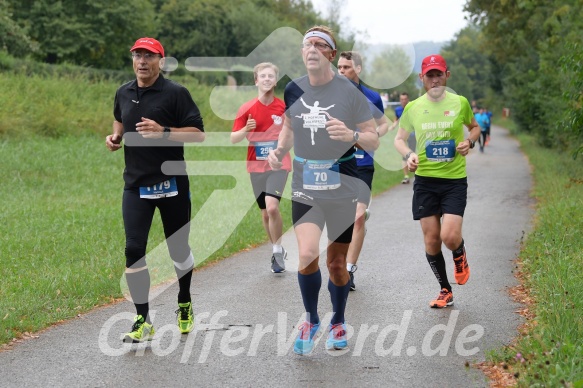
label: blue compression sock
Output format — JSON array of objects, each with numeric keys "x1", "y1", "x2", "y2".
[
  {"x1": 328, "y1": 278, "x2": 350, "y2": 325},
  {"x1": 298, "y1": 270, "x2": 322, "y2": 324}
]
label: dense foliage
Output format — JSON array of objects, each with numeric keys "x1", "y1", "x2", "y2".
[
  {"x1": 2, "y1": 0, "x2": 352, "y2": 69},
  {"x1": 440, "y1": 25, "x2": 491, "y2": 104},
  {"x1": 463, "y1": 0, "x2": 583, "y2": 153}
]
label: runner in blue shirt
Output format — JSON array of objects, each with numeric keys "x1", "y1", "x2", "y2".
[
  {"x1": 474, "y1": 107, "x2": 490, "y2": 152},
  {"x1": 337, "y1": 51, "x2": 389, "y2": 291},
  {"x1": 484, "y1": 107, "x2": 493, "y2": 143}
]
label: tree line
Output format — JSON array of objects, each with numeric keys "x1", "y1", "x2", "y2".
[
  {"x1": 456, "y1": 0, "x2": 582, "y2": 153},
  {"x1": 0, "y1": 0, "x2": 354, "y2": 70},
  {"x1": 2, "y1": 0, "x2": 581, "y2": 153}
]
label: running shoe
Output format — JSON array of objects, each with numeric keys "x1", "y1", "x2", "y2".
[
  {"x1": 326, "y1": 322, "x2": 348, "y2": 350},
  {"x1": 429, "y1": 288, "x2": 454, "y2": 308},
  {"x1": 271, "y1": 247, "x2": 287, "y2": 273},
  {"x1": 453, "y1": 250, "x2": 470, "y2": 285},
  {"x1": 401, "y1": 176, "x2": 410, "y2": 184},
  {"x1": 293, "y1": 321, "x2": 320, "y2": 355},
  {"x1": 176, "y1": 301, "x2": 194, "y2": 334},
  {"x1": 123, "y1": 315, "x2": 155, "y2": 343}
]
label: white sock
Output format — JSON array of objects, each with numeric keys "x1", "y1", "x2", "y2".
[
  {"x1": 347, "y1": 263, "x2": 356, "y2": 272},
  {"x1": 273, "y1": 244, "x2": 282, "y2": 254}
]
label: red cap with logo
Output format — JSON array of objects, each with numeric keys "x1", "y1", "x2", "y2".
[
  {"x1": 130, "y1": 37, "x2": 164, "y2": 57},
  {"x1": 421, "y1": 54, "x2": 447, "y2": 75}
]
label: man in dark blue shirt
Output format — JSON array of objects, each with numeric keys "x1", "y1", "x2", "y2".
[{"x1": 337, "y1": 51, "x2": 389, "y2": 291}]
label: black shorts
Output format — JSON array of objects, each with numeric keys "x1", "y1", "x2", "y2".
[
  {"x1": 412, "y1": 175, "x2": 467, "y2": 220},
  {"x1": 291, "y1": 192, "x2": 357, "y2": 243},
  {"x1": 356, "y1": 165, "x2": 374, "y2": 205},
  {"x1": 250, "y1": 170, "x2": 289, "y2": 209}
]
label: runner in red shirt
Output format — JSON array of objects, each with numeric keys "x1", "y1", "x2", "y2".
[{"x1": 231, "y1": 62, "x2": 291, "y2": 273}]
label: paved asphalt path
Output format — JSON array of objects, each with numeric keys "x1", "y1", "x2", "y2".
[{"x1": 0, "y1": 125, "x2": 533, "y2": 387}]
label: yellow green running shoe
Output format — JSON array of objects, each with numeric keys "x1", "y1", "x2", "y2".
[
  {"x1": 176, "y1": 302, "x2": 194, "y2": 334},
  {"x1": 123, "y1": 315, "x2": 155, "y2": 343}
]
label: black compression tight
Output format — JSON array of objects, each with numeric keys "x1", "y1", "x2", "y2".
[{"x1": 123, "y1": 176, "x2": 194, "y2": 318}]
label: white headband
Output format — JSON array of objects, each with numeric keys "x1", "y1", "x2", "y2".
[{"x1": 303, "y1": 31, "x2": 336, "y2": 50}]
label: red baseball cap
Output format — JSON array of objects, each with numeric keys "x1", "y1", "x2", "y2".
[
  {"x1": 421, "y1": 54, "x2": 447, "y2": 75},
  {"x1": 130, "y1": 37, "x2": 164, "y2": 57}
]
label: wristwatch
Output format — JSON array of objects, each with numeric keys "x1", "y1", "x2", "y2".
[
  {"x1": 467, "y1": 138, "x2": 475, "y2": 149},
  {"x1": 163, "y1": 126, "x2": 171, "y2": 139},
  {"x1": 353, "y1": 131, "x2": 359, "y2": 142}
]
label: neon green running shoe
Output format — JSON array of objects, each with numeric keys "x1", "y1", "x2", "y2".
[
  {"x1": 176, "y1": 302, "x2": 194, "y2": 334},
  {"x1": 123, "y1": 315, "x2": 155, "y2": 343}
]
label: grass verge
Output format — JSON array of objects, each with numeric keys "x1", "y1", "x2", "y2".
[{"x1": 483, "y1": 118, "x2": 583, "y2": 386}]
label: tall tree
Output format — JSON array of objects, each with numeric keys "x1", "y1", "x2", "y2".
[
  {"x1": 465, "y1": 0, "x2": 583, "y2": 148},
  {"x1": 157, "y1": 0, "x2": 235, "y2": 59},
  {"x1": 6, "y1": 0, "x2": 157, "y2": 68},
  {"x1": 440, "y1": 24, "x2": 490, "y2": 103},
  {"x1": 364, "y1": 45, "x2": 419, "y2": 98},
  {"x1": 0, "y1": 0, "x2": 36, "y2": 57}
]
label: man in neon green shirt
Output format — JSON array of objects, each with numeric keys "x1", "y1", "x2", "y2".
[{"x1": 394, "y1": 54, "x2": 480, "y2": 309}]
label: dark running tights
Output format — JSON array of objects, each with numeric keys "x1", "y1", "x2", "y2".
[{"x1": 123, "y1": 176, "x2": 194, "y2": 321}]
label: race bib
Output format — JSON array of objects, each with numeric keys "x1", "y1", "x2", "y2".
[
  {"x1": 139, "y1": 177, "x2": 178, "y2": 199},
  {"x1": 426, "y1": 140, "x2": 456, "y2": 162},
  {"x1": 302, "y1": 160, "x2": 340, "y2": 190},
  {"x1": 254, "y1": 140, "x2": 277, "y2": 161}
]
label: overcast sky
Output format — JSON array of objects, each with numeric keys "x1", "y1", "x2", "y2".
[{"x1": 310, "y1": 0, "x2": 471, "y2": 45}]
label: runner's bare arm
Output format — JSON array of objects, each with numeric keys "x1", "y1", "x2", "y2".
[
  {"x1": 136, "y1": 117, "x2": 205, "y2": 143},
  {"x1": 374, "y1": 114, "x2": 390, "y2": 137},
  {"x1": 326, "y1": 117, "x2": 379, "y2": 151},
  {"x1": 394, "y1": 126, "x2": 418, "y2": 171},
  {"x1": 268, "y1": 115, "x2": 293, "y2": 170},
  {"x1": 230, "y1": 114, "x2": 255, "y2": 144},
  {"x1": 106, "y1": 120, "x2": 124, "y2": 151},
  {"x1": 456, "y1": 117, "x2": 480, "y2": 156}
]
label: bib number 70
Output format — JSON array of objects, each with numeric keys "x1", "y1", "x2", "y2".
[{"x1": 314, "y1": 172, "x2": 328, "y2": 182}]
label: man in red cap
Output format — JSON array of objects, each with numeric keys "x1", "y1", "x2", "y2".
[
  {"x1": 106, "y1": 37, "x2": 205, "y2": 342},
  {"x1": 394, "y1": 54, "x2": 480, "y2": 309}
]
